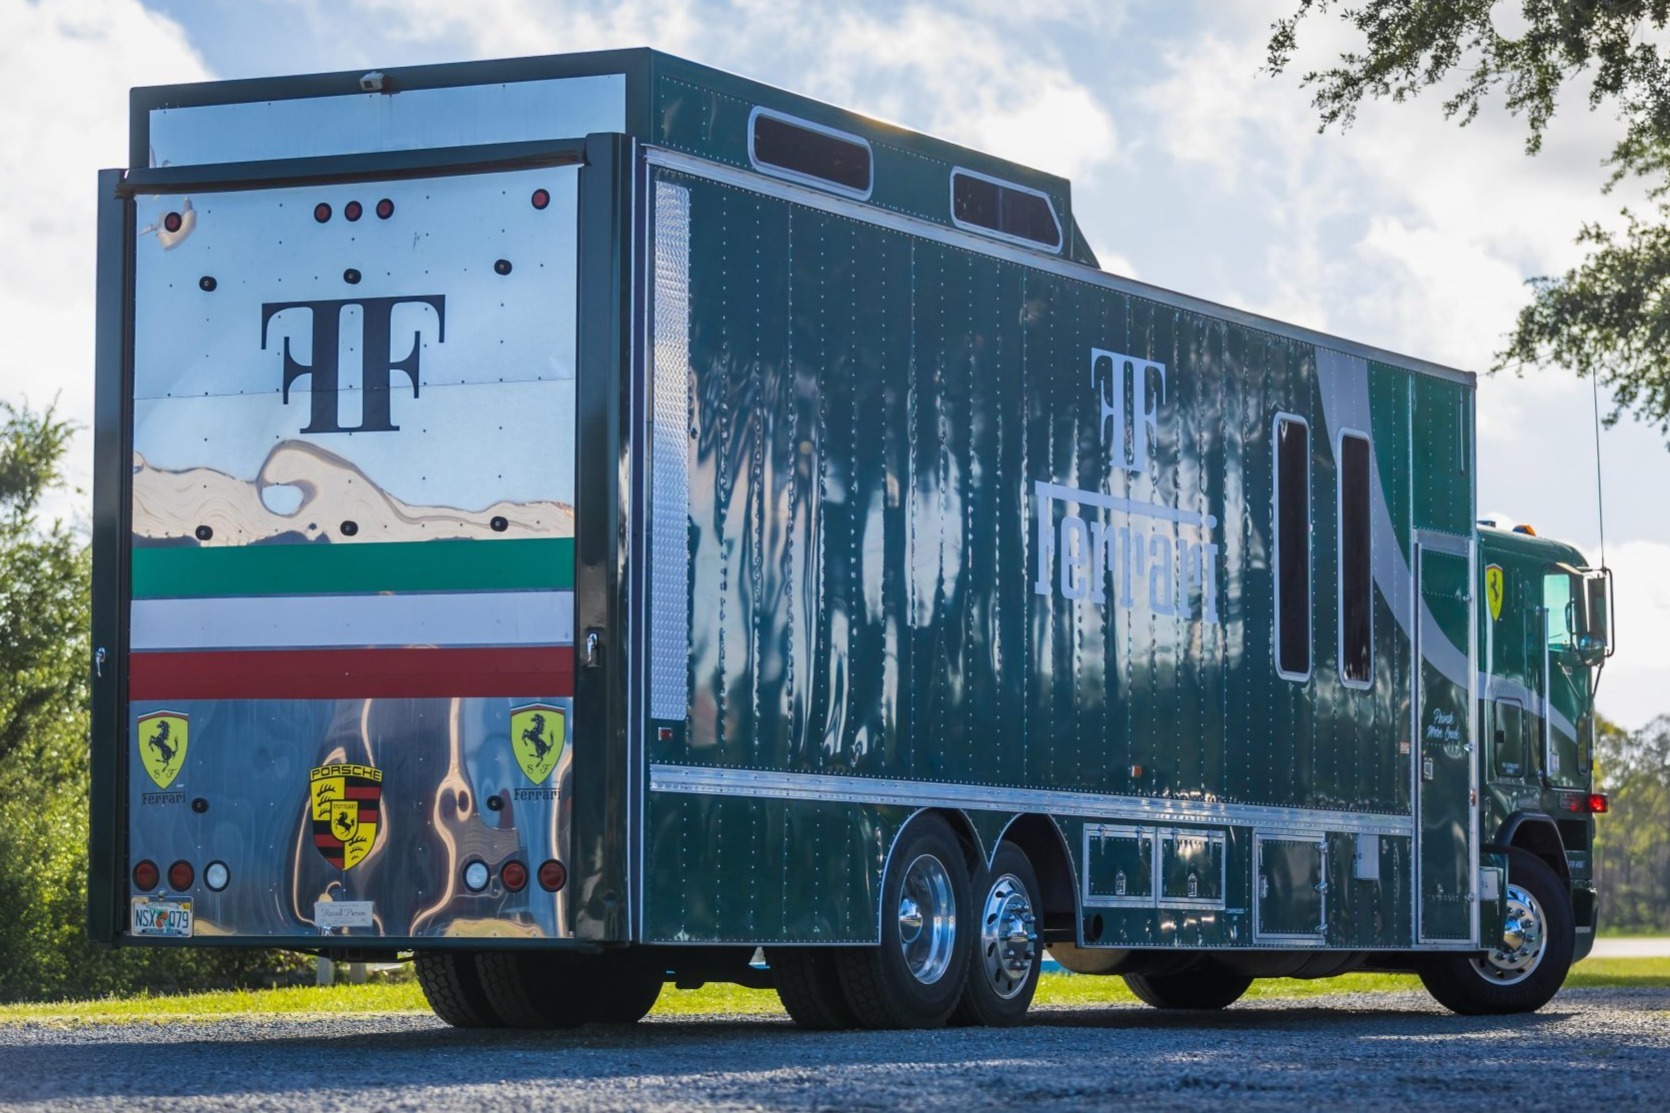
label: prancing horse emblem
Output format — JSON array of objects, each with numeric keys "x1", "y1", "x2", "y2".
[{"x1": 510, "y1": 703, "x2": 566, "y2": 784}]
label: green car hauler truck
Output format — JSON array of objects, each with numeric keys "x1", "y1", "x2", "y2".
[{"x1": 90, "y1": 49, "x2": 1614, "y2": 1029}]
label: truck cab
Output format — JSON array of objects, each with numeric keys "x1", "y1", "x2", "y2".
[{"x1": 1476, "y1": 524, "x2": 1611, "y2": 969}]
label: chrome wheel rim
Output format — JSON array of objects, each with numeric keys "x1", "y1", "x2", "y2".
[
  {"x1": 897, "y1": 853, "x2": 957, "y2": 985},
  {"x1": 979, "y1": 872, "x2": 1038, "y2": 999},
  {"x1": 1470, "y1": 882, "x2": 1545, "y2": 986}
]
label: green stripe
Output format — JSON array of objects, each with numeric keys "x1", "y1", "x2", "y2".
[{"x1": 132, "y1": 538, "x2": 574, "y2": 599}]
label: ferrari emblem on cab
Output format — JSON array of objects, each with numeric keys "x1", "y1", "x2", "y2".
[
  {"x1": 309, "y1": 764, "x2": 382, "y2": 870},
  {"x1": 511, "y1": 704, "x2": 565, "y2": 784},
  {"x1": 1485, "y1": 564, "x2": 1505, "y2": 623},
  {"x1": 137, "y1": 711, "x2": 188, "y2": 789}
]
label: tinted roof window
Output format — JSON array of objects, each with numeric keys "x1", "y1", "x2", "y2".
[
  {"x1": 752, "y1": 113, "x2": 871, "y2": 194},
  {"x1": 951, "y1": 170, "x2": 1061, "y2": 250}
]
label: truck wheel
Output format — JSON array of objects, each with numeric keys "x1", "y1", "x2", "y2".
[
  {"x1": 951, "y1": 843, "x2": 1042, "y2": 1026},
  {"x1": 835, "y1": 815, "x2": 972, "y2": 1029},
  {"x1": 1123, "y1": 964, "x2": 1253, "y2": 1010},
  {"x1": 474, "y1": 952, "x2": 592, "y2": 1028},
  {"x1": 414, "y1": 951, "x2": 502, "y2": 1028},
  {"x1": 587, "y1": 957, "x2": 663, "y2": 1024},
  {"x1": 1418, "y1": 848, "x2": 1574, "y2": 1015},
  {"x1": 769, "y1": 949, "x2": 860, "y2": 1030}
]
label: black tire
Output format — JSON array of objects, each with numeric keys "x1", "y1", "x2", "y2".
[
  {"x1": 952, "y1": 843, "x2": 1043, "y2": 1027},
  {"x1": 474, "y1": 952, "x2": 594, "y2": 1029},
  {"x1": 1419, "y1": 847, "x2": 1574, "y2": 1016},
  {"x1": 835, "y1": 815, "x2": 973, "y2": 1029},
  {"x1": 769, "y1": 949, "x2": 860, "y2": 1030},
  {"x1": 1123, "y1": 964, "x2": 1253, "y2": 1010},
  {"x1": 588, "y1": 957, "x2": 664, "y2": 1024},
  {"x1": 414, "y1": 950, "x2": 502, "y2": 1028}
]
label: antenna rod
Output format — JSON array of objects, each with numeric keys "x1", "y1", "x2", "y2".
[{"x1": 1592, "y1": 367, "x2": 1607, "y2": 569}]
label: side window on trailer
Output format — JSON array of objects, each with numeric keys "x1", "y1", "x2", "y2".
[
  {"x1": 1274, "y1": 415, "x2": 1311, "y2": 679},
  {"x1": 1339, "y1": 433, "x2": 1372, "y2": 685},
  {"x1": 950, "y1": 169, "x2": 1062, "y2": 250},
  {"x1": 749, "y1": 110, "x2": 872, "y2": 196}
]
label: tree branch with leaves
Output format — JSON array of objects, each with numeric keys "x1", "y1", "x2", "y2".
[{"x1": 1269, "y1": 0, "x2": 1670, "y2": 436}]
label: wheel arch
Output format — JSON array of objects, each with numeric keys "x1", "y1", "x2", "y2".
[
  {"x1": 992, "y1": 813, "x2": 1077, "y2": 938},
  {"x1": 1490, "y1": 812, "x2": 1570, "y2": 887}
]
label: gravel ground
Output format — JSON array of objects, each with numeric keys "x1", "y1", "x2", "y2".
[{"x1": 1, "y1": 987, "x2": 1666, "y2": 1111}]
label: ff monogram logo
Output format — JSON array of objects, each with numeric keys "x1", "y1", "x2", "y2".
[{"x1": 261, "y1": 295, "x2": 446, "y2": 433}]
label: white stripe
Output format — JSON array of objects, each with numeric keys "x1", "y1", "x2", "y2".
[{"x1": 132, "y1": 591, "x2": 573, "y2": 651}]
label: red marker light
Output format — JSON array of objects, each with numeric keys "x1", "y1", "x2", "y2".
[
  {"x1": 500, "y1": 860, "x2": 528, "y2": 892},
  {"x1": 167, "y1": 860, "x2": 194, "y2": 891},
  {"x1": 162, "y1": 212, "x2": 182, "y2": 233},
  {"x1": 314, "y1": 202, "x2": 332, "y2": 223},
  {"x1": 375, "y1": 198, "x2": 395, "y2": 220},
  {"x1": 132, "y1": 860, "x2": 159, "y2": 892},
  {"x1": 1588, "y1": 793, "x2": 1609, "y2": 814},
  {"x1": 537, "y1": 859, "x2": 567, "y2": 892},
  {"x1": 531, "y1": 188, "x2": 550, "y2": 210},
  {"x1": 344, "y1": 200, "x2": 363, "y2": 222}
]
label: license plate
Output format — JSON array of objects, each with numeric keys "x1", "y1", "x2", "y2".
[{"x1": 131, "y1": 897, "x2": 193, "y2": 938}]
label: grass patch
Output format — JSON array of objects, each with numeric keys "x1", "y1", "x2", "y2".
[{"x1": 2, "y1": 955, "x2": 1663, "y2": 1026}]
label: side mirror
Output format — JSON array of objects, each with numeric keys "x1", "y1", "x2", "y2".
[{"x1": 1581, "y1": 569, "x2": 1614, "y2": 664}]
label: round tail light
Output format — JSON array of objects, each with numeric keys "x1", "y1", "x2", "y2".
[
  {"x1": 344, "y1": 200, "x2": 363, "y2": 222},
  {"x1": 167, "y1": 860, "x2": 194, "y2": 891},
  {"x1": 462, "y1": 860, "x2": 489, "y2": 892},
  {"x1": 531, "y1": 188, "x2": 550, "y2": 210},
  {"x1": 132, "y1": 860, "x2": 159, "y2": 891},
  {"x1": 538, "y1": 859, "x2": 567, "y2": 892},
  {"x1": 204, "y1": 861, "x2": 230, "y2": 892},
  {"x1": 375, "y1": 198, "x2": 395, "y2": 220},
  {"x1": 500, "y1": 860, "x2": 528, "y2": 892},
  {"x1": 313, "y1": 202, "x2": 332, "y2": 223}
]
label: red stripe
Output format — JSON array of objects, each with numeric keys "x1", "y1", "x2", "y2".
[{"x1": 129, "y1": 646, "x2": 574, "y2": 701}]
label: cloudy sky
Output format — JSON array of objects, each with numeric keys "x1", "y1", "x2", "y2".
[{"x1": 3, "y1": 0, "x2": 1667, "y2": 728}]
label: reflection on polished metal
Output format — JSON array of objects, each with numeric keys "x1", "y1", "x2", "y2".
[
  {"x1": 979, "y1": 872, "x2": 1037, "y2": 1000},
  {"x1": 898, "y1": 854, "x2": 956, "y2": 986},
  {"x1": 1470, "y1": 882, "x2": 1545, "y2": 985}
]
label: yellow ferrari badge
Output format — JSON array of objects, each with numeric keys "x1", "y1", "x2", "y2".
[
  {"x1": 1485, "y1": 564, "x2": 1505, "y2": 623},
  {"x1": 137, "y1": 711, "x2": 189, "y2": 789},
  {"x1": 309, "y1": 764, "x2": 382, "y2": 870},
  {"x1": 511, "y1": 703, "x2": 565, "y2": 784}
]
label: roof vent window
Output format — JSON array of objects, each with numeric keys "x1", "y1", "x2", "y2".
[
  {"x1": 951, "y1": 169, "x2": 1062, "y2": 251},
  {"x1": 749, "y1": 109, "x2": 872, "y2": 198}
]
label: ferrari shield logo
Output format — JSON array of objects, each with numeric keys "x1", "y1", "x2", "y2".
[
  {"x1": 309, "y1": 764, "x2": 382, "y2": 870},
  {"x1": 1485, "y1": 564, "x2": 1505, "y2": 623},
  {"x1": 511, "y1": 703, "x2": 565, "y2": 784},
  {"x1": 137, "y1": 711, "x2": 188, "y2": 789}
]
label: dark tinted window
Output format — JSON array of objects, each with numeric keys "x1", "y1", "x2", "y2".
[
  {"x1": 1339, "y1": 433, "x2": 1372, "y2": 684},
  {"x1": 951, "y1": 171, "x2": 1062, "y2": 249},
  {"x1": 752, "y1": 113, "x2": 871, "y2": 194},
  {"x1": 1492, "y1": 698, "x2": 1527, "y2": 778},
  {"x1": 1276, "y1": 417, "x2": 1311, "y2": 678}
]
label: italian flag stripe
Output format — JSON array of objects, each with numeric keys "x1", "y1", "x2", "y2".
[
  {"x1": 131, "y1": 591, "x2": 572, "y2": 651},
  {"x1": 128, "y1": 645, "x2": 575, "y2": 701},
  {"x1": 131, "y1": 537, "x2": 574, "y2": 599}
]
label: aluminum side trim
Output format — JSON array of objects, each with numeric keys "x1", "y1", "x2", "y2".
[{"x1": 648, "y1": 764, "x2": 1415, "y2": 837}]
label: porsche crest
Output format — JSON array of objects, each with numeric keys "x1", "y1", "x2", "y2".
[
  {"x1": 309, "y1": 763, "x2": 382, "y2": 870},
  {"x1": 511, "y1": 703, "x2": 565, "y2": 784},
  {"x1": 1485, "y1": 564, "x2": 1505, "y2": 623},
  {"x1": 137, "y1": 711, "x2": 188, "y2": 789}
]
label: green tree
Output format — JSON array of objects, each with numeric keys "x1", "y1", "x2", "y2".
[
  {"x1": 0, "y1": 403, "x2": 304, "y2": 1000},
  {"x1": 1593, "y1": 714, "x2": 1670, "y2": 932},
  {"x1": 1268, "y1": 1, "x2": 1670, "y2": 437}
]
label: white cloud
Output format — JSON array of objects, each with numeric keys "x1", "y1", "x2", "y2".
[
  {"x1": 0, "y1": 0, "x2": 211, "y2": 518},
  {"x1": 325, "y1": 0, "x2": 1121, "y2": 180}
]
